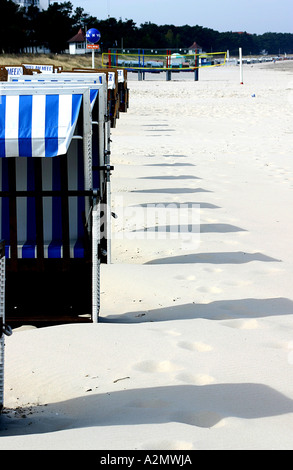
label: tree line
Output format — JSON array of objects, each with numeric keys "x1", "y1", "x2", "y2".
[{"x1": 0, "y1": 0, "x2": 292, "y2": 56}]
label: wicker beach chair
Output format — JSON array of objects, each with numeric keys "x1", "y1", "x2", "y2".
[
  {"x1": 117, "y1": 69, "x2": 129, "y2": 113},
  {"x1": 2, "y1": 65, "x2": 39, "y2": 77},
  {"x1": 8, "y1": 72, "x2": 113, "y2": 264},
  {"x1": 0, "y1": 81, "x2": 106, "y2": 326},
  {"x1": 71, "y1": 68, "x2": 121, "y2": 128}
]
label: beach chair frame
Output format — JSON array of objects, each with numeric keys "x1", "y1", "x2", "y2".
[
  {"x1": 0, "y1": 240, "x2": 5, "y2": 413},
  {"x1": 0, "y1": 240, "x2": 11, "y2": 413}
]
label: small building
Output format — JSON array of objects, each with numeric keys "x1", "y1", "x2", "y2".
[
  {"x1": 188, "y1": 42, "x2": 203, "y2": 54},
  {"x1": 68, "y1": 29, "x2": 88, "y2": 55}
]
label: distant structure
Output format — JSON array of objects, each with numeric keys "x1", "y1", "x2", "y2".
[
  {"x1": 13, "y1": 0, "x2": 50, "y2": 10},
  {"x1": 232, "y1": 31, "x2": 252, "y2": 35},
  {"x1": 68, "y1": 28, "x2": 88, "y2": 55},
  {"x1": 188, "y1": 42, "x2": 203, "y2": 54}
]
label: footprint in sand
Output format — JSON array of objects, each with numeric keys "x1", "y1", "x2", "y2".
[
  {"x1": 198, "y1": 286, "x2": 223, "y2": 294},
  {"x1": 175, "y1": 275, "x2": 197, "y2": 281},
  {"x1": 176, "y1": 372, "x2": 215, "y2": 386},
  {"x1": 166, "y1": 329, "x2": 182, "y2": 337},
  {"x1": 221, "y1": 318, "x2": 260, "y2": 330},
  {"x1": 134, "y1": 360, "x2": 179, "y2": 373},
  {"x1": 177, "y1": 341, "x2": 213, "y2": 352},
  {"x1": 263, "y1": 340, "x2": 293, "y2": 351},
  {"x1": 203, "y1": 267, "x2": 223, "y2": 274}
]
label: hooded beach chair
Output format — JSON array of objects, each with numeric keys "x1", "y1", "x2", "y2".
[
  {"x1": 7, "y1": 72, "x2": 113, "y2": 264},
  {"x1": 117, "y1": 69, "x2": 129, "y2": 113},
  {"x1": 0, "y1": 83, "x2": 103, "y2": 326},
  {"x1": 71, "y1": 68, "x2": 120, "y2": 128}
]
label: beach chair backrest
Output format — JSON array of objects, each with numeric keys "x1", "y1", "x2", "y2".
[
  {"x1": 6, "y1": 76, "x2": 109, "y2": 195},
  {"x1": 71, "y1": 68, "x2": 118, "y2": 88},
  {"x1": 9, "y1": 72, "x2": 108, "y2": 126},
  {"x1": 0, "y1": 67, "x2": 8, "y2": 82},
  {"x1": 4, "y1": 65, "x2": 26, "y2": 77},
  {"x1": 22, "y1": 63, "x2": 55, "y2": 73},
  {"x1": 70, "y1": 68, "x2": 120, "y2": 126}
]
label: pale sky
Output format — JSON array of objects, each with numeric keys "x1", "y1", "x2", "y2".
[{"x1": 62, "y1": 0, "x2": 293, "y2": 34}]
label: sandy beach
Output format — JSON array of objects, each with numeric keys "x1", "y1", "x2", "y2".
[{"x1": 1, "y1": 61, "x2": 293, "y2": 450}]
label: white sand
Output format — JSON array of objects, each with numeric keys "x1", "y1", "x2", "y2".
[{"x1": 1, "y1": 62, "x2": 293, "y2": 450}]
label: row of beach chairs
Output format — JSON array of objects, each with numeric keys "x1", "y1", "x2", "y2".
[
  {"x1": 0, "y1": 63, "x2": 129, "y2": 328},
  {"x1": 0, "y1": 64, "x2": 129, "y2": 128}
]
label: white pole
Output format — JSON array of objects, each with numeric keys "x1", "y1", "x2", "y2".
[
  {"x1": 92, "y1": 201, "x2": 100, "y2": 323},
  {"x1": 239, "y1": 47, "x2": 243, "y2": 84},
  {"x1": 92, "y1": 49, "x2": 95, "y2": 69}
]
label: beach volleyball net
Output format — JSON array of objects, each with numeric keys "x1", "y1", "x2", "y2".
[{"x1": 102, "y1": 51, "x2": 227, "y2": 71}]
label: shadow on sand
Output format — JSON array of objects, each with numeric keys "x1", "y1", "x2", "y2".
[
  {"x1": 145, "y1": 251, "x2": 281, "y2": 265},
  {"x1": 101, "y1": 297, "x2": 293, "y2": 324},
  {"x1": 1, "y1": 382, "x2": 293, "y2": 436}
]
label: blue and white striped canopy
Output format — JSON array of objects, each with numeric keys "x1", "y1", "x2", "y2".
[{"x1": 0, "y1": 93, "x2": 83, "y2": 158}]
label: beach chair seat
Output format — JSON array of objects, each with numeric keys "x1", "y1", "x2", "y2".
[{"x1": 0, "y1": 154, "x2": 90, "y2": 261}]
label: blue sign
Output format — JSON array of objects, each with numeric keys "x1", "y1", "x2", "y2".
[{"x1": 86, "y1": 28, "x2": 101, "y2": 44}]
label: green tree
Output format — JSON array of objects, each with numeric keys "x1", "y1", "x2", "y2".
[
  {"x1": 24, "y1": 5, "x2": 43, "y2": 51},
  {"x1": 0, "y1": 0, "x2": 26, "y2": 53},
  {"x1": 165, "y1": 28, "x2": 174, "y2": 47},
  {"x1": 36, "y1": 1, "x2": 75, "y2": 53}
]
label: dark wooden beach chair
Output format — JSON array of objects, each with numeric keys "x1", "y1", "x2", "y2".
[
  {"x1": 0, "y1": 67, "x2": 8, "y2": 82},
  {"x1": 117, "y1": 69, "x2": 129, "y2": 113}
]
